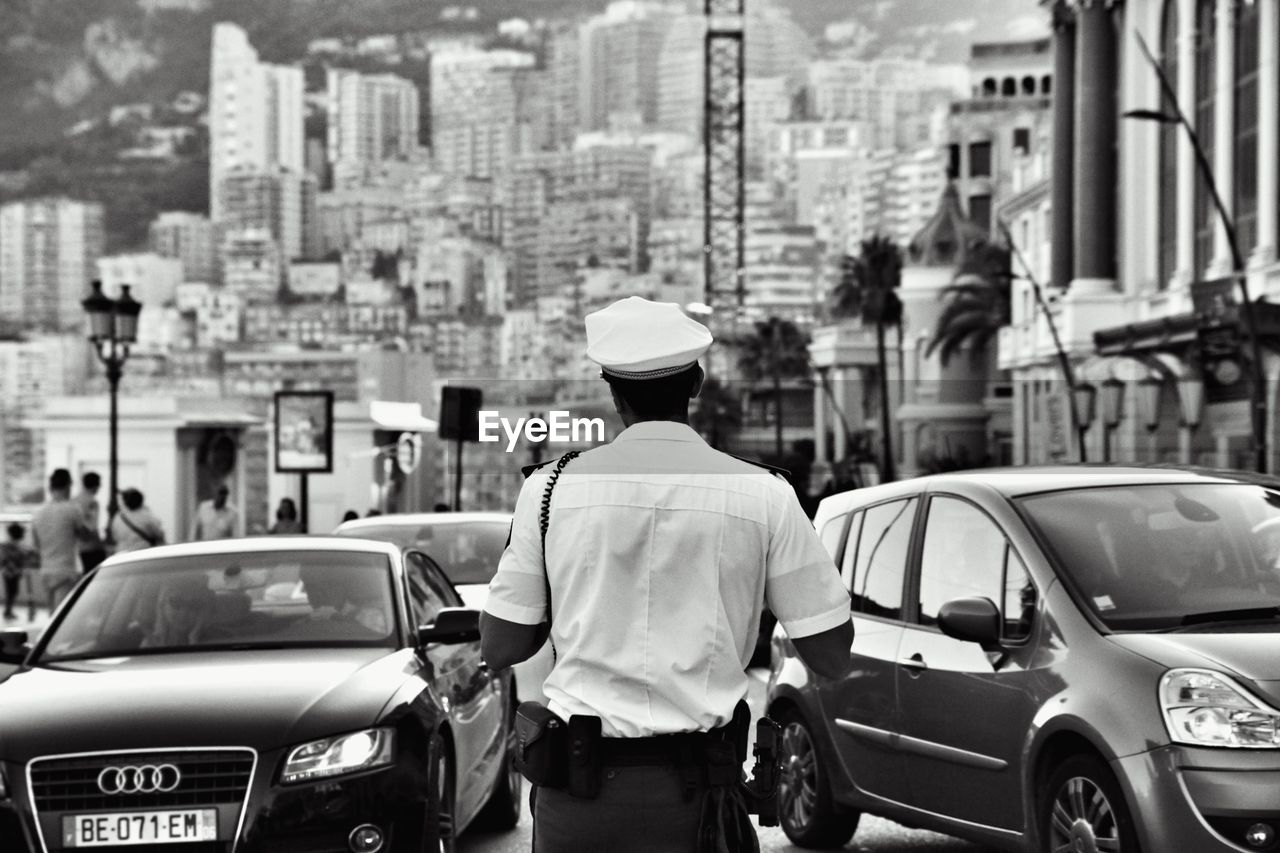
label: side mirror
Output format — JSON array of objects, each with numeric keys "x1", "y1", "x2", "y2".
[
  {"x1": 0, "y1": 629, "x2": 30, "y2": 664},
  {"x1": 938, "y1": 597, "x2": 1001, "y2": 650},
  {"x1": 418, "y1": 607, "x2": 481, "y2": 645}
]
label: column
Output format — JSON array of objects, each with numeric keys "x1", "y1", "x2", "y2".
[
  {"x1": 1073, "y1": 0, "x2": 1121, "y2": 290},
  {"x1": 1050, "y1": 3, "x2": 1076, "y2": 290},
  {"x1": 1176, "y1": 0, "x2": 1198, "y2": 282},
  {"x1": 813, "y1": 370, "x2": 828, "y2": 463},
  {"x1": 1208, "y1": 0, "x2": 1237, "y2": 276},
  {"x1": 832, "y1": 368, "x2": 849, "y2": 461},
  {"x1": 1253, "y1": 0, "x2": 1278, "y2": 266}
]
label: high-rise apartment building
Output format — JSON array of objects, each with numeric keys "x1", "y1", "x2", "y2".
[
  {"x1": 221, "y1": 228, "x2": 283, "y2": 301},
  {"x1": 209, "y1": 23, "x2": 305, "y2": 221},
  {"x1": 149, "y1": 211, "x2": 218, "y2": 282},
  {"x1": 430, "y1": 48, "x2": 537, "y2": 179},
  {"x1": 326, "y1": 69, "x2": 421, "y2": 170},
  {"x1": 218, "y1": 166, "x2": 319, "y2": 261},
  {"x1": 579, "y1": 1, "x2": 682, "y2": 132},
  {"x1": 0, "y1": 198, "x2": 105, "y2": 330}
]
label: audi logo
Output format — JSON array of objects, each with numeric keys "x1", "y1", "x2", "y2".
[{"x1": 96, "y1": 764, "x2": 182, "y2": 795}]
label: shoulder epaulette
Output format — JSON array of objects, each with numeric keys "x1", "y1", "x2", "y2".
[{"x1": 726, "y1": 453, "x2": 791, "y2": 480}]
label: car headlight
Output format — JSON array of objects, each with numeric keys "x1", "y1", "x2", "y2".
[
  {"x1": 1161, "y1": 669, "x2": 1280, "y2": 748},
  {"x1": 280, "y1": 728, "x2": 395, "y2": 784}
]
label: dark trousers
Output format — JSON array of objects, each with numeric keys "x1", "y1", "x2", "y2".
[
  {"x1": 80, "y1": 548, "x2": 107, "y2": 572},
  {"x1": 3, "y1": 576, "x2": 18, "y2": 615},
  {"x1": 532, "y1": 763, "x2": 712, "y2": 853}
]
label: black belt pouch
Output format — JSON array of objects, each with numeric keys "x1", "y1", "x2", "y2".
[
  {"x1": 515, "y1": 701, "x2": 568, "y2": 788},
  {"x1": 567, "y1": 714, "x2": 603, "y2": 799}
]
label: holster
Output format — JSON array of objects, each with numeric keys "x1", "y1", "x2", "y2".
[
  {"x1": 514, "y1": 701, "x2": 568, "y2": 788},
  {"x1": 567, "y1": 714, "x2": 603, "y2": 799}
]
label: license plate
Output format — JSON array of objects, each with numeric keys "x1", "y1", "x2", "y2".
[{"x1": 63, "y1": 810, "x2": 218, "y2": 847}]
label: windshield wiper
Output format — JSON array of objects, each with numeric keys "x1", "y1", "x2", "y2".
[{"x1": 1175, "y1": 607, "x2": 1280, "y2": 629}]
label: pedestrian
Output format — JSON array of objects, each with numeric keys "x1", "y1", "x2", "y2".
[
  {"x1": 75, "y1": 471, "x2": 107, "y2": 571},
  {"x1": 269, "y1": 498, "x2": 302, "y2": 534},
  {"x1": 1, "y1": 523, "x2": 31, "y2": 620},
  {"x1": 342, "y1": 509, "x2": 360, "y2": 523},
  {"x1": 190, "y1": 484, "x2": 239, "y2": 541},
  {"x1": 432, "y1": 502, "x2": 451, "y2": 512},
  {"x1": 31, "y1": 469, "x2": 94, "y2": 611},
  {"x1": 109, "y1": 488, "x2": 165, "y2": 553},
  {"x1": 480, "y1": 296, "x2": 853, "y2": 853}
]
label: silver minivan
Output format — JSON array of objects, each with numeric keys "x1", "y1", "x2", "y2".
[{"x1": 768, "y1": 466, "x2": 1280, "y2": 853}]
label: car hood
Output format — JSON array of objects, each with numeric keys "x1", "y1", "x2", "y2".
[
  {"x1": 0, "y1": 648, "x2": 418, "y2": 761},
  {"x1": 1109, "y1": 633, "x2": 1280, "y2": 681}
]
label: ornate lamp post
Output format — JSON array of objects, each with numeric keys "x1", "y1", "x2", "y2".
[
  {"x1": 1100, "y1": 377, "x2": 1125, "y2": 462},
  {"x1": 82, "y1": 281, "x2": 143, "y2": 546},
  {"x1": 1136, "y1": 376, "x2": 1164, "y2": 460},
  {"x1": 1073, "y1": 382, "x2": 1098, "y2": 461}
]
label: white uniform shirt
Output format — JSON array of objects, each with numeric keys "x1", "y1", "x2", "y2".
[{"x1": 485, "y1": 421, "x2": 851, "y2": 738}]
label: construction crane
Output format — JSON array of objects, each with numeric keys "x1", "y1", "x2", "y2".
[{"x1": 703, "y1": 0, "x2": 746, "y2": 314}]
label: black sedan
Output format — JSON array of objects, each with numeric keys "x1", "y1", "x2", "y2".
[{"x1": 0, "y1": 537, "x2": 521, "y2": 853}]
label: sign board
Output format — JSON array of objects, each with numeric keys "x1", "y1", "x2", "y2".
[
  {"x1": 274, "y1": 390, "x2": 334, "y2": 474},
  {"x1": 396, "y1": 432, "x2": 422, "y2": 475}
]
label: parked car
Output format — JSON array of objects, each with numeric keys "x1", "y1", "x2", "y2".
[
  {"x1": 334, "y1": 512, "x2": 556, "y2": 704},
  {"x1": 769, "y1": 466, "x2": 1280, "y2": 853},
  {"x1": 0, "y1": 537, "x2": 521, "y2": 853}
]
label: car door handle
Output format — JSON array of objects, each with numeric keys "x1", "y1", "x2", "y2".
[{"x1": 898, "y1": 653, "x2": 928, "y2": 673}]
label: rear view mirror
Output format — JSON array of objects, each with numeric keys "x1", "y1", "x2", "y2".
[
  {"x1": 938, "y1": 597, "x2": 1001, "y2": 650},
  {"x1": 0, "y1": 629, "x2": 30, "y2": 664},
  {"x1": 418, "y1": 607, "x2": 481, "y2": 645}
]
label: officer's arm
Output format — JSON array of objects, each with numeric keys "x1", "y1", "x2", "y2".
[
  {"x1": 481, "y1": 475, "x2": 551, "y2": 671},
  {"x1": 767, "y1": 486, "x2": 855, "y2": 681},
  {"x1": 791, "y1": 620, "x2": 854, "y2": 680},
  {"x1": 480, "y1": 612, "x2": 549, "y2": 671}
]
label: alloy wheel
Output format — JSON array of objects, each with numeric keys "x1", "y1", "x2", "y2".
[
  {"x1": 780, "y1": 720, "x2": 819, "y2": 832},
  {"x1": 1048, "y1": 775, "x2": 1121, "y2": 853}
]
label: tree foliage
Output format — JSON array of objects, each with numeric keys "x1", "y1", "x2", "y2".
[{"x1": 926, "y1": 239, "x2": 1013, "y2": 366}]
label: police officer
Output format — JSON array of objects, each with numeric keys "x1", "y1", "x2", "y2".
[{"x1": 480, "y1": 296, "x2": 853, "y2": 852}]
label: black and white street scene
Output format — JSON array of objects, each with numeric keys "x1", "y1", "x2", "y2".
[{"x1": 6, "y1": 0, "x2": 1280, "y2": 851}]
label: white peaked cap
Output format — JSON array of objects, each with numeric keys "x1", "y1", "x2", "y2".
[{"x1": 585, "y1": 296, "x2": 714, "y2": 379}]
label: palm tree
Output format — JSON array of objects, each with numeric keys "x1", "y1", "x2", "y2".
[
  {"x1": 833, "y1": 235, "x2": 903, "y2": 483},
  {"x1": 689, "y1": 376, "x2": 743, "y2": 451},
  {"x1": 926, "y1": 239, "x2": 1013, "y2": 366},
  {"x1": 737, "y1": 317, "x2": 811, "y2": 462}
]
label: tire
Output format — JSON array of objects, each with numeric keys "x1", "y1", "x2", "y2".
[
  {"x1": 1039, "y1": 754, "x2": 1141, "y2": 853},
  {"x1": 424, "y1": 732, "x2": 457, "y2": 853},
  {"x1": 776, "y1": 708, "x2": 860, "y2": 849},
  {"x1": 473, "y1": 698, "x2": 523, "y2": 831}
]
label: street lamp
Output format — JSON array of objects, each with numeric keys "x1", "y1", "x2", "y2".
[
  {"x1": 1124, "y1": 31, "x2": 1267, "y2": 473},
  {"x1": 82, "y1": 280, "x2": 143, "y2": 547}
]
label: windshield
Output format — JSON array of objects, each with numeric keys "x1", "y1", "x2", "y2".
[
  {"x1": 37, "y1": 550, "x2": 399, "y2": 662},
  {"x1": 1017, "y1": 484, "x2": 1280, "y2": 630},
  {"x1": 339, "y1": 520, "x2": 509, "y2": 585}
]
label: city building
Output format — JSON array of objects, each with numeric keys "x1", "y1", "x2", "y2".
[
  {"x1": 97, "y1": 253, "x2": 184, "y2": 308},
  {"x1": 220, "y1": 229, "x2": 283, "y2": 301},
  {"x1": 218, "y1": 166, "x2": 319, "y2": 261},
  {"x1": 743, "y1": 225, "x2": 823, "y2": 324},
  {"x1": 805, "y1": 57, "x2": 967, "y2": 149},
  {"x1": 149, "y1": 211, "x2": 218, "y2": 282},
  {"x1": 0, "y1": 334, "x2": 88, "y2": 505},
  {"x1": 326, "y1": 68, "x2": 421, "y2": 171},
  {"x1": 288, "y1": 261, "x2": 343, "y2": 299},
  {"x1": 578, "y1": 1, "x2": 683, "y2": 132},
  {"x1": 175, "y1": 283, "x2": 243, "y2": 348},
  {"x1": 1002, "y1": 0, "x2": 1280, "y2": 472},
  {"x1": 946, "y1": 39, "x2": 1053, "y2": 238},
  {"x1": 429, "y1": 47, "x2": 538, "y2": 179},
  {"x1": 0, "y1": 198, "x2": 105, "y2": 330},
  {"x1": 208, "y1": 23, "x2": 305, "y2": 222}
]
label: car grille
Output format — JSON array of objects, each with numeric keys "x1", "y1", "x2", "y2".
[{"x1": 30, "y1": 750, "x2": 254, "y2": 813}]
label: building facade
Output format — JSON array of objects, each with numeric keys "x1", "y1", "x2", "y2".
[{"x1": 0, "y1": 198, "x2": 105, "y2": 330}]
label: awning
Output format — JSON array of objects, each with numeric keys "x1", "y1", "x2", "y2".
[{"x1": 370, "y1": 400, "x2": 438, "y2": 433}]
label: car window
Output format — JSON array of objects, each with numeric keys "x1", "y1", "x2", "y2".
[
  {"x1": 405, "y1": 551, "x2": 461, "y2": 627},
  {"x1": 918, "y1": 496, "x2": 1008, "y2": 627},
  {"x1": 852, "y1": 498, "x2": 916, "y2": 620},
  {"x1": 838, "y1": 511, "x2": 864, "y2": 593},
  {"x1": 819, "y1": 512, "x2": 849, "y2": 561},
  {"x1": 1003, "y1": 549, "x2": 1034, "y2": 642},
  {"x1": 37, "y1": 551, "x2": 398, "y2": 662},
  {"x1": 339, "y1": 520, "x2": 509, "y2": 584}
]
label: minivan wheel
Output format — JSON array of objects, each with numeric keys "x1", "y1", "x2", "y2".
[
  {"x1": 1040, "y1": 754, "x2": 1140, "y2": 853},
  {"x1": 777, "y1": 709, "x2": 859, "y2": 849}
]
